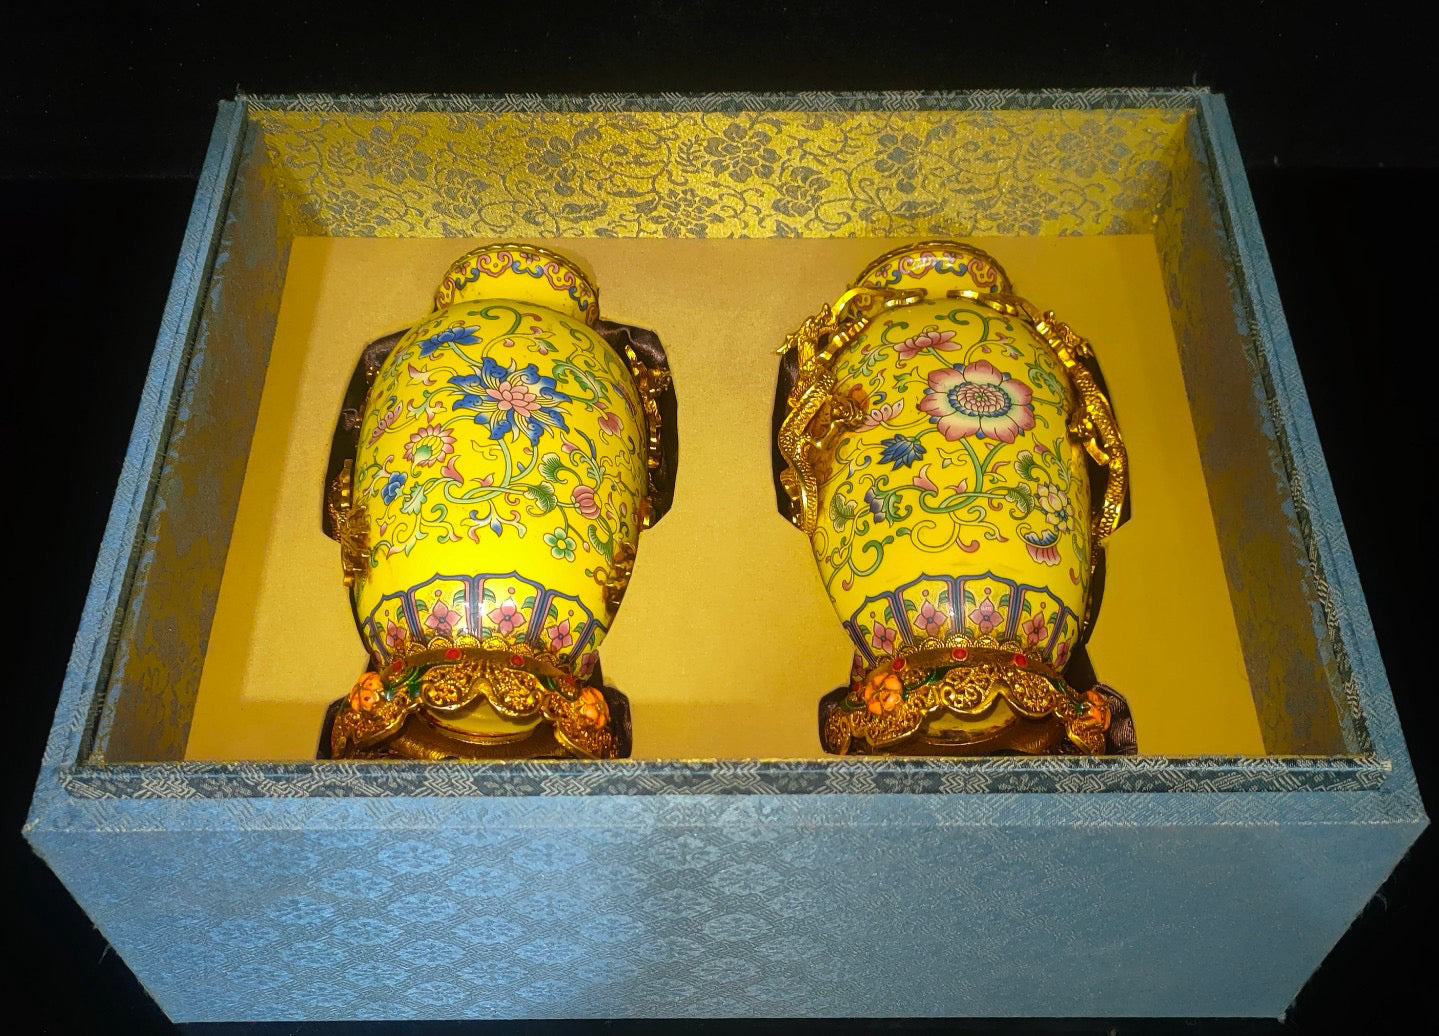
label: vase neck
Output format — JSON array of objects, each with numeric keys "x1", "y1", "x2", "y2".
[
  {"x1": 853, "y1": 241, "x2": 1013, "y2": 296},
  {"x1": 433, "y1": 244, "x2": 599, "y2": 324}
]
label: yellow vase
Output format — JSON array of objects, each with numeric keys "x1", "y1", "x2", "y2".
[
  {"x1": 326, "y1": 244, "x2": 668, "y2": 759},
  {"x1": 776, "y1": 242, "x2": 1128, "y2": 755}
]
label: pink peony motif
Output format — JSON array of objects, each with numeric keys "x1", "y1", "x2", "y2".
[
  {"x1": 913, "y1": 599, "x2": 947, "y2": 638},
  {"x1": 385, "y1": 621, "x2": 407, "y2": 650},
  {"x1": 597, "y1": 411, "x2": 623, "y2": 436},
  {"x1": 425, "y1": 599, "x2": 462, "y2": 635},
  {"x1": 488, "y1": 600, "x2": 527, "y2": 637},
  {"x1": 920, "y1": 360, "x2": 1036, "y2": 443},
  {"x1": 895, "y1": 328, "x2": 959, "y2": 361},
  {"x1": 969, "y1": 597, "x2": 1003, "y2": 635},
  {"x1": 1021, "y1": 611, "x2": 1050, "y2": 647},
  {"x1": 858, "y1": 399, "x2": 905, "y2": 431},
  {"x1": 572, "y1": 485, "x2": 601, "y2": 519},
  {"x1": 486, "y1": 380, "x2": 541, "y2": 416},
  {"x1": 870, "y1": 622, "x2": 898, "y2": 655}
]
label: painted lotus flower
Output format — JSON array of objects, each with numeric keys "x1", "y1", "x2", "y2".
[
  {"x1": 1021, "y1": 611, "x2": 1050, "y2": 647},
  {"x1": 1034, "y1": 482, "x2": 1074, "y2": 533},
  {"x1": 1021, "y1": 527, "x2": 1062, "y2": 566},
  {"x1": 415, "y1": 324, "x2": 481, "y2": 359},
  {"x1": 571, "y1": 485, "x2": 601, "y2": 519},
  {"x1": 425, "y1": 599, "x2": 462, "y2": 635},
  {"x1": 920, "y1": 360, "x2": 1035, "y2": 443},
  {"x1": 895, "y1": 328, "x2": 959, "y2": 361},
  {"x1": 403, "y1": 424, "x2": 456, "y2": 468},
  {"x1": 861, "y1": 671, "x2": 905, "y2": 716},
  {"x1": 451, "y1": 358, "x2": 572, "y2": 445},
  {"x1": 488, "y1": 600, "x2": 527, "y2": 637},
  {"x1": 878, "y1": 434, "x2": 926, "y2": 470},
  {"x1": 858, "y1": 399, "x2": 904, "y2": 431},
  {"x1": 968, "y1": 597, "x2": 1003, "y2": 635}
]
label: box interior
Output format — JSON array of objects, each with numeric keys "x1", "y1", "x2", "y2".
[{"x1": 90, "y1": 101, "x2": 1361, "y2": 764}]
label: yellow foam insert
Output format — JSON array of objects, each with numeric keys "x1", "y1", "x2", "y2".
[{"x1": 185, "y1": 235, "x2": 1264, "y2": 761}]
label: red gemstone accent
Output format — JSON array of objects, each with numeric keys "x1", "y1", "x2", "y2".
[
  {"x1": 510, "y1": 654, "x2": 527, "y2": 668},
  {"x1": 951, "y1": 647, "x2": 969, "y2": 661},
  {"x1": 1013, "y1": 653, "x2": 1028, "y2": 668},
  {"x1": 443, "y1": 648, "x2": 463, "y2": 661},
  {"x1": 891, "y1": 657, "x2": 906, "y2": 672}
]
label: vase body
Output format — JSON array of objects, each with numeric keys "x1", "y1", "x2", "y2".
[
  {"x1": 778, "y1": 242, "x2": 1127, "y2": 754},
  {"x1": 329, "y1": 244, "x2": 656, "y2": 759}
]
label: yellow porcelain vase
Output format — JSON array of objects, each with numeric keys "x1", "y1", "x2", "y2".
[
  {"x1": 777, "y1": 242, "x2": 1128, "y2": 755},
  {"x1": 326, "y1": 244, "x2": 667, "y2": 759}
]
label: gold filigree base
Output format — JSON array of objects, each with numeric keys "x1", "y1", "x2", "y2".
[
  {"x1": 822, "y1": 640, "x2": 1111, "y2": 756},
  {"x1": 325, "y1": 635, "x2": 628, "y2": 760}
]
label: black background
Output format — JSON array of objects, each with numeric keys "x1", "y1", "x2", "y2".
[{"x1": 4, "y1": 2, "x2": 1434, "y2": 1032}]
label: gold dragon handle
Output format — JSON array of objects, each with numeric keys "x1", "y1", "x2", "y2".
[{"x1": 777, "y1": 287, "x2": 924, "y2": 535}]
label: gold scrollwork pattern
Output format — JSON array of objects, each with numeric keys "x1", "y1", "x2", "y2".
[
  {"x1": 622, "y1": 343, "x2": 672, "y2": 531},
  {"x1": 326, "y1": 459, "x2": 370, "y2": 589},
  {"x1": 823, "y1": 639, "x2": 1110, "y2": 756},
  {"x1": 330, "y1": 635, "x2": 619, "y2": 759},
  {"x1": 777, "y1": 288, "x2": 924, "y2": 533}
]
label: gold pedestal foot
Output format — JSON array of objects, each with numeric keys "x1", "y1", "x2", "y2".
[
  {"x1": 820, "y1": 640, "x2": 1112, "y2": 757},
  {"x1": 320, "y1": 636, "x2": 631, "y2": 760}
]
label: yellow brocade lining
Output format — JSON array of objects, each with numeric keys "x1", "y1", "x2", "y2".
[{"x1": 249, "y1": 109, "x2": 1187, "y2": 239}]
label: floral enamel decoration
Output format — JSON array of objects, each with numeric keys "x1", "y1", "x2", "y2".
[
  {"x1": 450, "y1": 357, "x2": 573, "y2": 445},
  {"x1": 324, "y1": 243, "x2": 673, "y2": 760},
  {"x1": 775, "y1": 241, "x2": 1129, "y2": 756},
  {"x1": 920, "y1": 359, "x2": 1036, "y2": 444}
]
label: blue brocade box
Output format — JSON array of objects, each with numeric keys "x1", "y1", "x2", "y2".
[{"x1": 24, "y1": 90, "x2": 1428, "y2": 1021}]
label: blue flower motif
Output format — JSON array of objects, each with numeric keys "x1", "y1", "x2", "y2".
[
  {"x1": 415, "y1": 325, "x2": 481, "y2": 358},
  {"x1": 877, "y1": 434, "x2": 926, "y2": 469},
  {"x1": 450, "y1": 358, "x2": 572, "y2": 445},
  {"x1": 381, "y1": 472, "x2": 407, "y2": 504},
  {"x1": 864, "y1": 487, "x2": 887, "y2": 524}
]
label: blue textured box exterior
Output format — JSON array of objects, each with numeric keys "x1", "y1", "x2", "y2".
[{"x1": 24, "y1": 91, "x2": 1426, "y2": 1022}]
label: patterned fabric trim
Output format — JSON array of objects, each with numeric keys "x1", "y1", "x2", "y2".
[
  {"x1": 58, "y1": 754, "x2": 1387, "y2": 801},
  {"x1": 240, "y1": 88, "x2": 1209, "y2": 115}
]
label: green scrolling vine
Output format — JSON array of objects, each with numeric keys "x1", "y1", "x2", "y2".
[
  {"x1": 814, "y1": 303, "x2": 1091, "y2": 598},
  {"x1": 355, "y1": 303, "x2": 646, "y2": 583}
]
